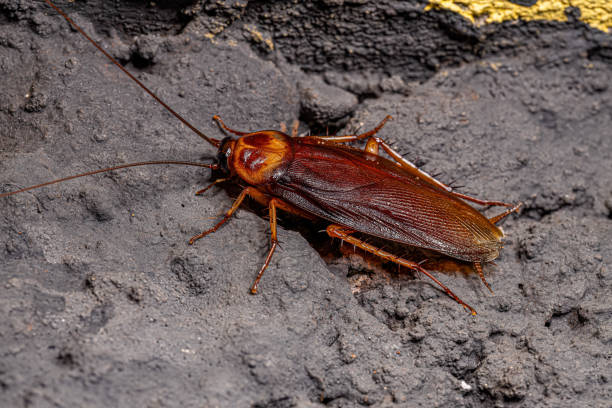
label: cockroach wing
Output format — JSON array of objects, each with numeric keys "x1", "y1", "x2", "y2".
[{"x1": 268, "y1": 141, "x2": 503, "y2": 262}]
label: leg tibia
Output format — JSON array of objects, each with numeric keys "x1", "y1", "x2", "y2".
[{"x1": 326, "y1": 224, "x2": 477, "y2": 315}]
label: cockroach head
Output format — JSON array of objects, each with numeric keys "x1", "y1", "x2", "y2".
[{"x1": 214, "y1": 136, "x2": 235, "y2": 176}]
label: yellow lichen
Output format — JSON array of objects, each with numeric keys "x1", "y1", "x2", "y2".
[
  {"x1": 425, "y1": 0, "x2": 611, "y2": 33},
  {"x1": 265, "y1": 38, "x2": 275, "y2": 50},
  {"x1": 243, "y1": 25, "x2": 275, "y2": 51}
]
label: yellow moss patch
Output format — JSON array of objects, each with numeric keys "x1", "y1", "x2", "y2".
[{"x1": 425, "y1": 0, "x2": 611, "y2": 33}]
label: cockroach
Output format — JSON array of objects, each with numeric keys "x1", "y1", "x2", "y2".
[{"x1": 1, "y1": 0, "x2": 522, "y2": 315}]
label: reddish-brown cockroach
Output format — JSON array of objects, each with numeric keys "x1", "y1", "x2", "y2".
[{"x1": 1, "y1": 0, "x2": 522, "y2": 314}]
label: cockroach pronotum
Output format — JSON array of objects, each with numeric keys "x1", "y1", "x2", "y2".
[{"x1": 1, "y1": 0, "x2": 522, "y2": 315}]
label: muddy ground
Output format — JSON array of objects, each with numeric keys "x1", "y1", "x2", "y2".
[{"x1": 0, "y1": 1, "x2": 610, "y2": 407}]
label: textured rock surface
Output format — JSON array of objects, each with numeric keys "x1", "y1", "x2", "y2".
[{"x1": 0, "y1": 1, "x2": 610, "y2": 407}]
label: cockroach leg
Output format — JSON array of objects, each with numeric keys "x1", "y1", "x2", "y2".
[
  {"x1": 188, "y1": 187, "x2": 255, "y2": 244},
  {"x1": 326, "y1": 224, "x2": 477, "y2": 315},
  {"x1": 291, "y1": 120, "x2": 300, "y2": 138},
  {"x1": 474, "y1": 262, "x2": 493, "y2": 294},
  {"x1": 248, "y1": 188, "x2": 317, "y2": 221},
  {"x1": 488, "y1": 202, "x2": 523, "y2": 224},
  {"x1": 190, "y1": 183, "x2": 308, "y2": 292},
  {"x1": 369, "y1": 136, "x2": 514, "y2": 207},
  {"x1": 279, "y1": 120, "x2": 299, "y2": 137},
  {"x1": 212, "y1": 115, "x2": 249, "y2": 136},
  {"x1": 450, "y1": 191, "x2": 513, "y2": 207},
  {"x1": 305, "y1": 117, "x2": 511, "y2": 208},
  {"x1": 372, "y1": 136, "x2": 450, "y2": 191},
  {"x1": 195, "y1": 178, "x2": 230, "y2": 195},
  {"x1": 302, "y1": 115, "x2": 393, "y2": 144},
  {"x1": 365, "y1": 137, "x2": 379, "y2": 155},
  {"x1": 250, "y1": 199, "x2": 281, "y2": 294}
]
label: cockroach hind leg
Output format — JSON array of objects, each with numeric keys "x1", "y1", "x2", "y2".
[
  {"x1": 366, "y1": 137, "x2": 513, "y2": 209},
  {"x1": 326, "y1": 224, "x2": 476, "y2": 315},
  {"x1": 414, "y1": 264, "x2": 477, "y2": 315},
  {"x1": 489, "y1": 202, "x2": 523, "y2": 224},
  {"x1": 474, "y1": 262, "x2": 493, "y2": 294}
]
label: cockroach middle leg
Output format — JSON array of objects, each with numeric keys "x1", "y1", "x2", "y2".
[
  {"x1": 188, "y1": 183, "x2": 310, "y2": 292},
  {"x1": 326, "y1": 224, "x2": 477, "y2": 315},
  {"x1": 188, "y1": 186, "x2": 302, "y2": 245},
  {"x1": 228, "y1": 189, "x2": 310, "y2": 292},
  {"x1": 212, "y1": 115, "x2": 249, "y2": 136},
  {"x1": 250, "y1": 199, "x2": 281, "y2": 294}
]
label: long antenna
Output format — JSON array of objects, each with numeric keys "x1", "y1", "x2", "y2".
[
  {"x1": 0, "y1": 161, "x2": 217, "y2": 198},
  {"x1": 43, "y1": 0, "x2": 221, "y2": 148}
]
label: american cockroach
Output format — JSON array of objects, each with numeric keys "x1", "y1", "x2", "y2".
[{"x1": 1, "y1": 0, "x2": 522, "y2": 315}]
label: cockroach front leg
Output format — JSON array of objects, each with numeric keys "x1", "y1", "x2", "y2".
[
  {"x1": 188, "y1": 186, "x2": 256, "y2": 244},
  {"x1": 215, "y1": 115, "x2": 301, "y2": 139},
  {"x1": 195, "y1": 178, "x2": 230, "y2": 195},
  {"x1": 326, "y1": 224, "x2": 477, "y2": 315}
]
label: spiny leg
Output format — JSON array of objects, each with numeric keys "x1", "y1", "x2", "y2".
[
  {"x1": 476, "y1": 203, "x2": 523, "y2": 293},
  {"x1": 363, "y1": 136, "x2": 451, "y2": 194},
  {"x1": 212, "y1": 115, "x2": 249, "y2": 136},
  {"x1": 302, "y1": 115, "x2": 393, "y2": 143},
  {"x1": 250, "y1": 199, "x2": 282, "y2": 294},
  {"x1": 489, "y1": 202, "x2": 523, "y2": 224},
  {"x1": 474, "y1": 262, "x2": 493, "y2": 294},
  {"x1": 188, "y1": 186, "x2": 255, "y2": 244},
  {"x1": 243, "y1": 191, "x2": 316, "y2": 292},
  {"x1": 195, "y1": 178, "x2": 230, "y2": 196},
  {"x1": 189, "y1": 184, "x2": 308, "y2": 293},
  {"x1": 304, "y1": 115, "x2": 510, "y2": 207},
  {"x1": 326, "y1": 224, "x2": 477, "y2": 315},
  {"x1": 366, "y1": 136, "x2": 513, "y2": 207}
]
